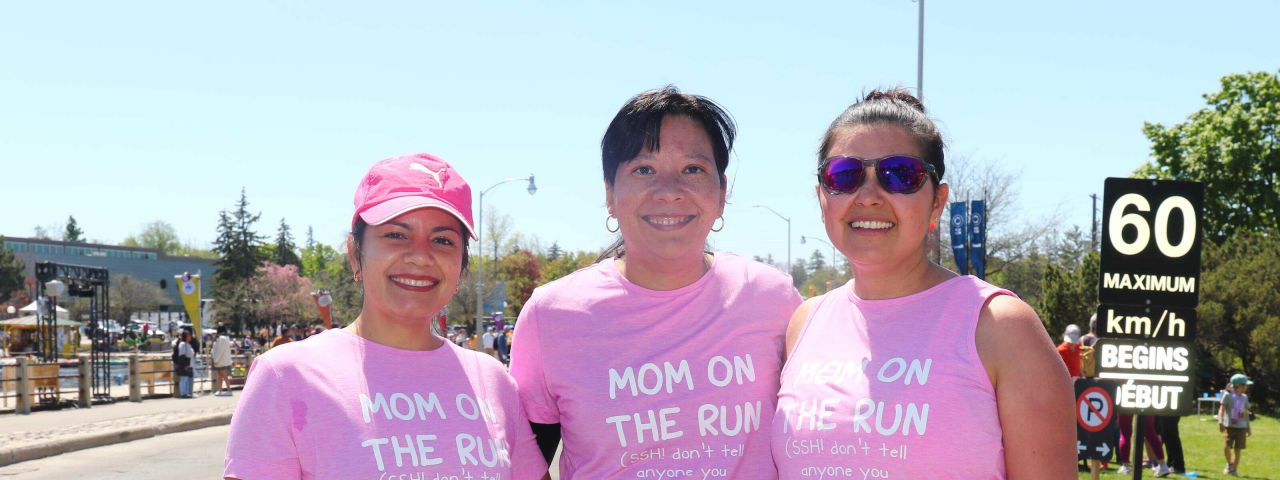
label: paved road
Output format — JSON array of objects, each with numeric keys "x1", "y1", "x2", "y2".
[{"x1": 0, "y1": 425, "x2": 228, "y2": 479}]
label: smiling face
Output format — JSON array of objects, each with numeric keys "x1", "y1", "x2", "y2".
[
  {"x1": 819, "y1": 123, "x2": 948, "y2": 272},
  {"x1": 348, "y1": 208, "x2": 466, "y2": 326},
  {"x1": 606, "y1": 115, "x2": 726, "y2": 264}
]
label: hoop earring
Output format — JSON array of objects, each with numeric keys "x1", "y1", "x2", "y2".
[
  {"x1": 606, "y1": 215, "x2": 620, "y2": 233},
  {"x1": 711, "y1": 217, "x2": 724, "y2": 232}
]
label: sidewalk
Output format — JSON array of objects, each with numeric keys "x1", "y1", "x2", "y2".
[{"x1": 0, "y1": 391, "x2": 238, "y2": 467}]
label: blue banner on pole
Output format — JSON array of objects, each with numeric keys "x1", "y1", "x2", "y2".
[
  {"x1": 949, "y1": 202, "x2": 969, "y2": 275},
  {"x1": 969, "y1": 200, "x2": 987, "y2": 279}
]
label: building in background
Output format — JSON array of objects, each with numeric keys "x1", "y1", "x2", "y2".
[{"x1": 1, "y1": 236, "x2": 218, "y2": 306}]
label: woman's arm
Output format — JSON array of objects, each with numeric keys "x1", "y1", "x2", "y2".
[
  {"x1": 975, "y1": 295, "x2": 1076, "y2": 479},
  {"x1": 784, "y1": 297, "x2": 821, "y2": 359}
]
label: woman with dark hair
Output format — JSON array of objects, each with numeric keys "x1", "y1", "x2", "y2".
[
  {"x1": 225, "y1": 153, "x2": 546, "y2": 479},
  {"x1": 772, "y1": 90, "x2": 1075, "y2": 478},
  {"x1": 509, "y1": 86, "x2": 802, "y2": 479}
]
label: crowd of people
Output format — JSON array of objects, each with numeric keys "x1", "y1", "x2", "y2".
[
  {"x1": 1057, "y1": 318, "x2": 1256, "y2": 478},
  {"x1": 212, "y1": 86, "x2": 1257, "y2": 480}
]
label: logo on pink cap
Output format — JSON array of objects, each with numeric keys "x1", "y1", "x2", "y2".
[{"x1": 352, "y1": 153, "x2": 476, "y2": 239}]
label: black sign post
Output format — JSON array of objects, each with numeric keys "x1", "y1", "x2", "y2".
[{"x1": 1097, "y1": 178, "x2": 1203, "y2": 480}]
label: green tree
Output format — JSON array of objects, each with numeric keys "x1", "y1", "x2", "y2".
[
  {"x1": 1197, "y1": 229, "x2": 1280, "y2": 411},
  {"x1": 63, "y1": 216, "x2": 85, "y2": 243},
  {"x1": 272, "y1": 218, "x2": 302, "y2": 269},
  {"x1": 0, "y1": 236, "x2": 26, "y2": 303},
  {"x1": 1039, "y1": 251, "x2": 1099, "y2": 339},
  {"x1": 791, "y1": 258, "x2": 809, "y2": 292},
  {"x1": 212, "y1": 189, "x2": 268, "y2": 330},
  {"x1": 547, "y1": 242, "x2": 564, "y2": 261},
  {"x1": 807, "y1": 250, "x2": 827, "y2": 275},
  {"x1": 300, "y1": 228, "x2": 360, "y2": 326},
  {"x1": 539, "y1": 250, "x2": 595, "y2": 285},
  {"x1": 121, "y1": 221, "x2": 182, "y2": 255},
  {"x1": 213, "y1": 189, "x2": 267, "y2": 285},
  {"x1": 1138, "y1": 70, "x2": 1280, "y2": 242},
  {"x1": 498, "y1": 249, "x2": 541, "y2": 318}
]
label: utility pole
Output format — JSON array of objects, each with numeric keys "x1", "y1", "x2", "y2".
[{"x1": 1090, "y1": 193, "x2": 1099, "y2": 252}]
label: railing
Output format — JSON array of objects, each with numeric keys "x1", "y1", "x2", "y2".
[{"x1": 0, "y1": 352, "x2": 254, "y2": 415}]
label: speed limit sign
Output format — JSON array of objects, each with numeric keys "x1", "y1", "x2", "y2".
[
  {"x1": 1098, "y1": 177, "x2": 1203, "y2": 416},
  {"x1": 1099, "y1": 178, "x2": 1204, "y2": 307}
]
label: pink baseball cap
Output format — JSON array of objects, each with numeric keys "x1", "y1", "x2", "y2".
[{"x1": 352, "y1": 153, "x2": 477, "y2": 239}]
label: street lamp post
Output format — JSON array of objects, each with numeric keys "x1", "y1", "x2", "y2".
[
  {"x1": 43, "y1": 279, "x2": 66, "y2": 361},
  {"x1": 475, "y1": 175, "x2": 537, "y2": 346},
  {"x1": 752, "y1": 205, "x2": 791, "y2": 274},
  {"x1": 916, "y1": 0, "x2": 924, "y2": 101}
]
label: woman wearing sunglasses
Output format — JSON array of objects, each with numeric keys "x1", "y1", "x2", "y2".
[
  {"x1": 771, "y1": 90, "x2": 1075, "y2": 479},
  {"x1": 509, "y1": 87, "x2": 802, "y2": 479},
  {"x1": 225, "y1": 153, "x2": 546, "y2": 479}
]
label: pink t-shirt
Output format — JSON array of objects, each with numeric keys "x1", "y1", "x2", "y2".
[
  {"x1": 225, "y1": 328, "x2": 546, "y2": 479},
  {"x1": 773, "y1": 276, "x2": 1010, "y2": 479},
  {"x1": 510, "y1": 253, "x2": 801, "y2": 479}
]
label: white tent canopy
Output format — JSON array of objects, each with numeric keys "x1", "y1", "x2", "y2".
[
  {"x1": 0, "y1": 315, "x2": 83, "y2": 328},
  {"x1": 18, "y1": 300, "x2": 69, "y2": 314}
]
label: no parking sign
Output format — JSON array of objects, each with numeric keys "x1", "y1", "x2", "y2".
[{"x1": 1075, "y1": 378, "x2": 1118, "y2": 461}]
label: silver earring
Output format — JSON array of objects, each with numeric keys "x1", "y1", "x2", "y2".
[
  {"x1": 606, "y1": 215, "x2": 619, "y2": 233},
  {"x1": 711, "y1": 217, "x2": 724, "y2": 232}
]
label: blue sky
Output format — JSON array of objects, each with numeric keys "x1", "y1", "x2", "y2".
[{"x1": 3, "y1": 1, "x2": 1276, "y2": 264}]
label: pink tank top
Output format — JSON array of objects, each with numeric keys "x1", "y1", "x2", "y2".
[{"x1": 772, "y1": 276, "x2": 1010, "y2": 479}]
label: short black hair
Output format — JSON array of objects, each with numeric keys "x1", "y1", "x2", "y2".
[{"x1": 601, "y1": 85, "x2": 736, "y2": 187}]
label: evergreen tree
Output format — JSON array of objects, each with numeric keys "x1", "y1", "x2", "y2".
[
  {"x1": 272, "y1": 218, "x2": 302, "y2": 269},
  {"x1": 808, "y1": 250, "x2": 827, "y2": 275},
  {"x1": 213, "y1": 189, "x2": 268, "y2": 286},
  {"x1": 791, "y1": 258, "x2": 809, "y2": 291},
  {"x1": 0, "y1": 236, "x2": 25, "y2": 303},
  {"x1": 63, "y1": 216, "x2": 85, "y2": 243},
  {"x1": 547, "y1": 242, "x2": 563, "y2": 261}
]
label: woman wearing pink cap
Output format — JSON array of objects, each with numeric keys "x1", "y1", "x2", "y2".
[
  {"x1": 509, "y1": 87, "x2": 803, "y2": 479},
  {"x1": 771, "y1": 90, "x2": 1075, "y2": 478},
  {"x1": 225, "y1": 153, "x2": 546, "y2": 479}
]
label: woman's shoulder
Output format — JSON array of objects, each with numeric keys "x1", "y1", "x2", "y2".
[
  {"x1": 253, "y1": 331, "x2": 349, "y2": 369},
  {"x1": 528, "y1": 258, "x2": 614, "y2": 300},
  {"x1": 443, "y1": 343, "x2": 520, "y2": 388},
  {"x1": 714, "y1": 252, "x2": 797, "y2": 292}
]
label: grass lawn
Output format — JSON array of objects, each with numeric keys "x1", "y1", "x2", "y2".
[{"x1": 1079, "y1": 412, "x2": 1277, "y2": 479}]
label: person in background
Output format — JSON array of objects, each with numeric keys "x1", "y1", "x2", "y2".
[
  {"x1": 1116, "y1": 414, "x2": 1170, "y2": 476},
  {"x1": 494, "y1": 325, "x2": 509, "y2": 363},
  {"x1": 1057, "y1": 324, "x2": 1084, "y2": 378},
  {"x1": 774, "y1": 89, "x2": 1075, "y2": 479},
  {"x1": 211, "y1": 325, "x2": 233, "y2": 396},
  {"x1": 173, "y1": 329, "x2": 194, "y2": 398},
  {"x1": 482, "y1": 326, "x2": 497, "y2": 358},
  {"x1": 270, "y1": 326, "x2": 295, "y2": 349},
  {"x1": 1219, "y1": 373, "x2": 1253, "y2": 476},
  {"x1": 1081, "y1": 312, "x2": 1099, "y2": 347}
]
